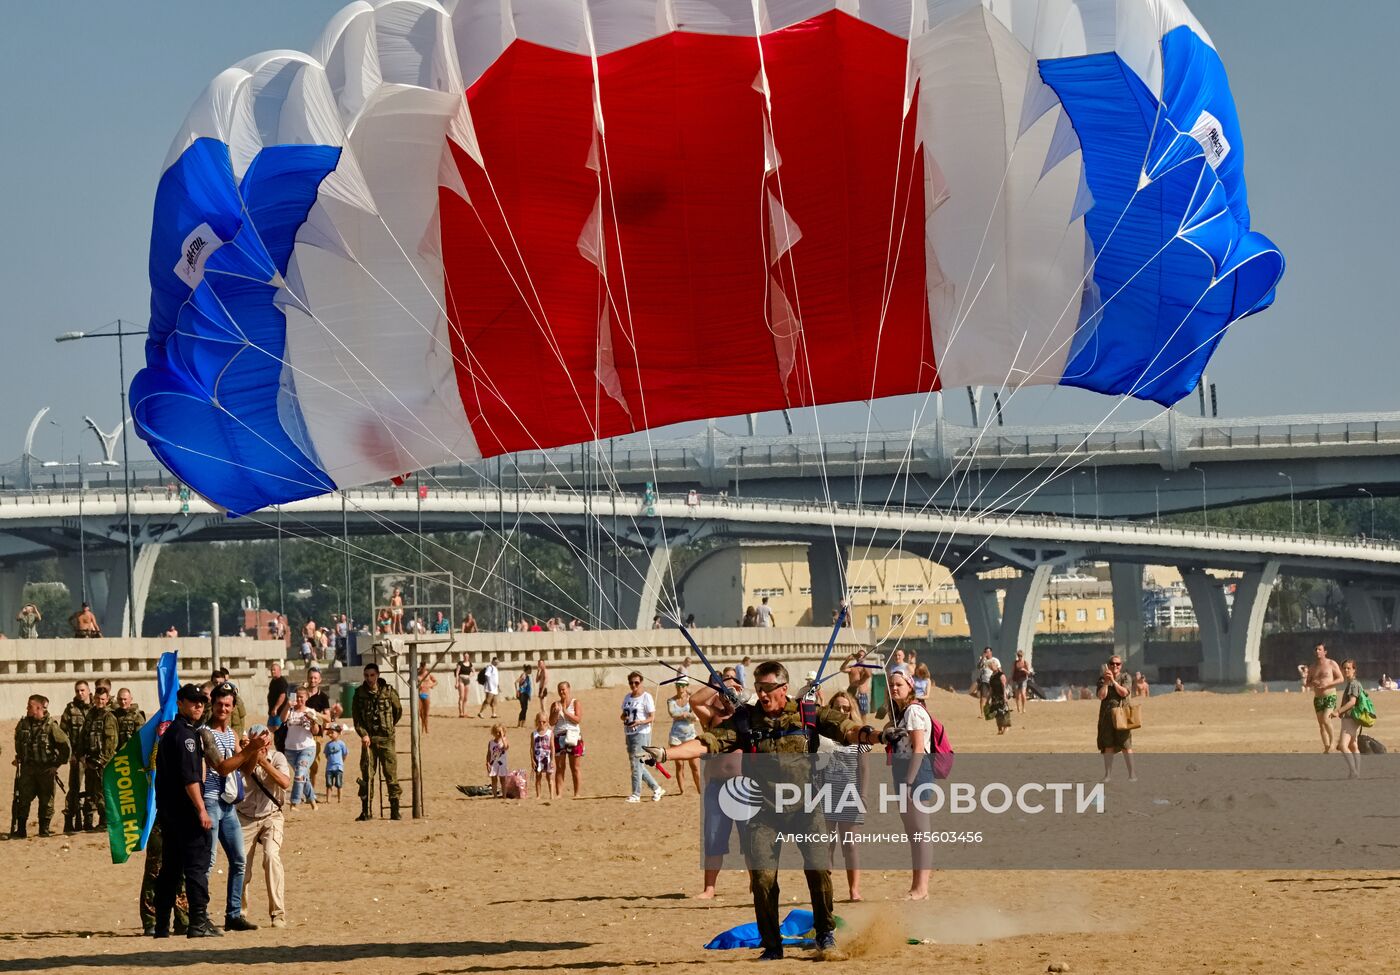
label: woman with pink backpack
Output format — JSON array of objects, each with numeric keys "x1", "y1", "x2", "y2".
[{"x1": 886, "y1": 668, "x2": 953, "y2": 900}]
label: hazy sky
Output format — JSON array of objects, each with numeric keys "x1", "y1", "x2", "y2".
[{"x1": 1, "y1": 1, "x2": 1392, "y2": 463}]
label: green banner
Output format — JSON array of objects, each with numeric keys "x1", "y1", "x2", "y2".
[{"x1": 103, "y1": 736, "x2": 151, "y2": 864}]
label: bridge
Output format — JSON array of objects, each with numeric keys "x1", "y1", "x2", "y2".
[
  {"x1": 10, "y1": 407, "x2": 1400, "y2": 520},
  {"x1": 3, "y1": 485, "x2": 1399, "y2": 685}
]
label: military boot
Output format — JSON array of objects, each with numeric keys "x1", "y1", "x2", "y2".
[
  {"x1": 355, "y1": 796, "x2": 371, "y2": 821},
  {"x1": 38, "y1": 820, "x2": 52, "y2": 838},
  {"x1": 7, "y1": 824, "x2": 25, "y2": 840},
  {"x1": 389, "y1": 798, "x2": 402, "y2": 821},
  {"x1": 62, "y1": 812, "x2": 75, "y2": 834}
]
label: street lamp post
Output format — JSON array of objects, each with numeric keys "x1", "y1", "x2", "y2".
[
  {"x1": 1359, "y1": 488, "x2": 1376, "y2": 538},
  {"x1": 1193, "y1": 467, "x2": 1207, "y2": 528},
  {"x1": 238, "y1": 577, "x2": 261, "y2": 612},
  {"x1": 56, "y1": 321, "x2": 147, "y2": 636},
  {"x1": 169, "y1": 579, "x2": 192, "y2": 635},
  {"x1": 319, "y1": 583, "x2": 342, "y2": 615},
  {"x1": 1277, "y1": 472, "x2": 1295, "y2": 533}
]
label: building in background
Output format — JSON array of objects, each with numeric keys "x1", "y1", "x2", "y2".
[{"x1": 677, "y1": 542, "x2": 1115, "y2": 641}]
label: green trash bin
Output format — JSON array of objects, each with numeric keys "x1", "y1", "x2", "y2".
[{"x1": 340, "y1": 682, "x2": 357, "y2": 718}]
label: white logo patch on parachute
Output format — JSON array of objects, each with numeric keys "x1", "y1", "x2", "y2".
[
  {"x1": 1190, "y1": 110, "x2": 1231, "y2": 169},
  {"x1": 173, "y1": 222, "x2": 225, "y2": 288},
  {"x1": 185, "y1": 738, "x2": 196, "y2": 752}
]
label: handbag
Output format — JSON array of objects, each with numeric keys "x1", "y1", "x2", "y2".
[
  {"x1": 1352, "y1": 687, "x2": 1378, "y2": 728},
  {"x1": 1113, "y1": 700, "x2": 1142, "y2": 731}
]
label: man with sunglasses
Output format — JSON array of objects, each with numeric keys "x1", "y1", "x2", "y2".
[{"x1": 645, "y1": 661, "x2": 895, "y2": 961}]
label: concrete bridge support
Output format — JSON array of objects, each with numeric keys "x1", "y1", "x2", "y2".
[
  {"x1": 592, "y1": 542, "x2": 674, "y2": 630},
  {"x1": 1342, "y1": 581, "x2": 1400, "y2": 631},
  {"x1": 807, "y1": 538, "x2": 852, "y2": 628},
  {"x1": 954, "y1": 564, "x2": 1053, "y2": 666},
  {"x1": 1110, "y1": 563, "x2": 1147, "y2": 672},
  {"x1": 1181, "y1": 561, "x2": 1279, "y2": 685},
  {"x1": 57, "y1": 543, "x2": 163, "y2": 637},
  {"x1": 0, "y1": 565, "x2": 24, "y2": 638}
]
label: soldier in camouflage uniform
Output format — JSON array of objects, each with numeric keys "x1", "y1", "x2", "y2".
[
  {"x1": 352, "y1": 662, "x2": 403, "y2": 821},
  {"x1": 11, "y1": 694, "x2": 71, "y2": 838},
  {"x1": 646, "y1": 660, "x2": 895, "y2": 961},
  {"x1": 111, "y1": 688, "x2": 147, "y2": 750},
  {"x1": 139, "y1": 731, "x2": 188, "y2": 936},
  {"x1": 58, "y1": 680, "x2": 91, "y2": 834},
  {"x1": 82, "y1": 682, "x2": 118, "y2": 832}
]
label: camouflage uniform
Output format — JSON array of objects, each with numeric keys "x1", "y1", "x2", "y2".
[
  {"x1": 140, "y1": 820, "x2": 190, "y2": 934},
  {"x1": 58, "y1": 696, "x2": 90, "y2": 832},
  {"x1": 111, "y1": 705, "x2": 147, "y2": 750},
  {"x1": 696, "y1": 698, "x2": 858, "y2": 955},
  {"x1": 352, "y1": 678, "x2": 403, "y2": 819},
  {"x1": 11, "y1": 712, "x2": 71, "y2": 837},
  {"x1": 82, "y1": 705, "x2": 118, "y2": 830}
]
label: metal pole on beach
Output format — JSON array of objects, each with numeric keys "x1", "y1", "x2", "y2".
[
  {"x1": 408, "y1": 640, "x2": 423, "y2": 819},
  {"x1": 210, "y1": 601, "x2": 221, "y2": 675}
]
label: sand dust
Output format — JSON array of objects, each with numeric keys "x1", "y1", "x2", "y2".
[{"x1": 1, "y1": 685, "x2": 1396, "y2": 973}]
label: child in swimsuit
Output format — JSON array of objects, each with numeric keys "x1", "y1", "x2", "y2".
[
  {"x1": 531, "y1": 713, "x2": 554, "y2": 799},
  {"x1": 487, "y1": 724, "x2": 510, "y2": 797}
]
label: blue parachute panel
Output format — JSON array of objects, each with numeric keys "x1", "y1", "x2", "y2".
[
  {"x1": 133, "y1": 138, "x2": 340, "y2": 515},
  {"x1": 1045, "y1": 26, "x2": 1283, "y2": 405}
]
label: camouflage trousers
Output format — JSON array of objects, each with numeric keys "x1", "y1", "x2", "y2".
[
  {"x1": 14, "y1": 766, "x2": 58, "y2": 832},
  {"x1": 140, "y1": 821, "x2": 189, "y2": 930},
  {"x1": 358, "y1": 735, "x2": 401, "y2": 801},
  {"x1": 83, "y1": 761, "x2": 107, "y2": 822},
  {"x1": 63, "y1": 761, "x2": 83, "y2": 819}
]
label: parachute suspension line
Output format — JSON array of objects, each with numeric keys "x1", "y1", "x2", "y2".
[
  {"x1": 845, "y1": 49, "x2": 925, "y2": 614},
  {"x1": 577, "y1": 2, "x2": 691, "y2": 629},
  {"x1": 246, "y1": 499, "x2": 591, "y2": 630},
  {"x1": 841, "y1": 85, "x2": 1227, "y2": 620},
  {"x1": 203, "y1": 254, "x2": 632, "y2": 626},
  {"x1": 842, "y1": 109, "x2": 1209, "y2": 606},
  {"x1": 746, "y1": 0, "x2": 850, "y2": 616},
  {"x1": 867, "y1": 280, "x2": 1252, "y2": 652},
  {"x1": 236, "y1": 180, "x2": 684, "y2": 628},
  {"x1": 197, "y1": 249, "x2": 655, "y2": 634}
]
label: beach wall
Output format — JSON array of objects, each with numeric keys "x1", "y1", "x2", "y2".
[{"x1": 0, "y1": 636, "x2": 277, "y2": 714}]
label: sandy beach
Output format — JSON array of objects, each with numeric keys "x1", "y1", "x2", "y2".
[{"x1": 1, "y1": 684, "x2": 1395, "y2": 974}]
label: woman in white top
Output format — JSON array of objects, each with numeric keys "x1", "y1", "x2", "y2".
[
  {"x1": 621, "y1": 671, "x2": 663, "y2": 803},
  {"x1": 887, "y1": 668, "x2": 933, "y2": 900},
  {"x1": 283, "y1": 686, "x2": 323, "y2": 809},
  {"x1": 549, "y1": 681, "x2": 584, "y2": 798}
]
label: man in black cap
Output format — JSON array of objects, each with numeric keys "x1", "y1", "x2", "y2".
[{"x1": 153, "y1": 684, "x2": 269, "y2": 938}]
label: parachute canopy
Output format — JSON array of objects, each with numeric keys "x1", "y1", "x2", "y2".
[{"x1": 135, "y1": 0, "x2": 1283, "y2": 515}]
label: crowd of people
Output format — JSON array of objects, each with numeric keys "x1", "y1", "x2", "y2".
[{"x1": 7, "y1": 620, "x2": 1388, "y2": 955}]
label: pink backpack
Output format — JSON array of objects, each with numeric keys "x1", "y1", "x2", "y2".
[
  {"x1": 928, "y1": 712, "x2": 955, "y2": 780},
  {"x1": 887, "y1": 702, "x2": 955, "y2": 779}
]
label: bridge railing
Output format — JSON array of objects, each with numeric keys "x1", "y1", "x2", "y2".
[
  {"x1": 4, "y1": 481, "x2": 1399, "y2": 559},
  {"x1": 4, "y1": 410, "x2": 1400, "y2": 491}
]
